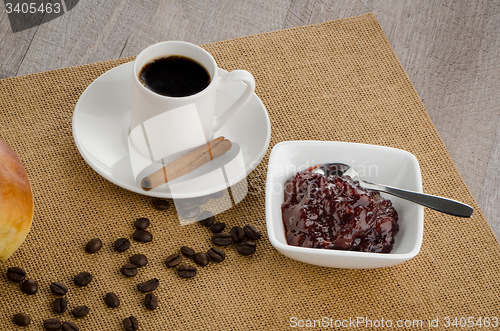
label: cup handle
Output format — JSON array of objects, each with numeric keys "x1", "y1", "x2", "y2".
[{"x1": 213, "y1": 70, "x2": 255, "y2": 132}]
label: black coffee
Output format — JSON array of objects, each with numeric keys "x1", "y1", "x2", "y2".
[{"x1": 139, "y1": 55, "x2": 211, "y2": 97}]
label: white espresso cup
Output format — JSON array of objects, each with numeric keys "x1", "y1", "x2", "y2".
[{"x1": 129, "y1": 41, "x2": 255, "y2": 164}]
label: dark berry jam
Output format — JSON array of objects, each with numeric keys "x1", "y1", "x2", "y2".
[{"x1": 281, "y1": 171, "x2": 399, "y2": 253}]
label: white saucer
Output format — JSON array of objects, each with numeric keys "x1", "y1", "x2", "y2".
[{"x1": 72, "y1": 62, "x2": 271, "y2": 198}]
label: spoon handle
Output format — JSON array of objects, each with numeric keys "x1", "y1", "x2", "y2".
[{"x1": 362, "y1": 182, "x2": 474, "y2": 218}]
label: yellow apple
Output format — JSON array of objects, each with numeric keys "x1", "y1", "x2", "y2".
[{"x1": 0, "y1": 136, "x2": 33, "y2": 260}]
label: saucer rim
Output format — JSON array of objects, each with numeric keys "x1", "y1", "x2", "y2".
[{"x1": 72, "y1": 62, "x2": 271, "y2": 198}]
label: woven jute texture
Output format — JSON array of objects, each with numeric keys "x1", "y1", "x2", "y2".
[{"x1": 1, "y1": 13, "x2": 499, "y2": 330}]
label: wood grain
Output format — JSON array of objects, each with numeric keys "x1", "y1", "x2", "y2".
[{"x1": 0, "y1": 0, "x2": 498, "y2": 238}]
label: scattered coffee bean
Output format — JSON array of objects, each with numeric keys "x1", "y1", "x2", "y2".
[
  {"x1": 211, "y1": 233, "x2": 233, "y2": 246},
  {"x1": 50, "y1": 281, "x2": 68, "y2": 296},
  {"x1": 207, "y1": 247, "x2": 225, "y2": 262},
  {"x1": 6, "y1": 267, "x2": 26, "y2": 282},
  {"x1": 137, "y1": 278, "x2": 159, "y2": 292},
  {"x1": 21, "y1": 279, "x2": 38, "y2": 295},
  {"x1": 178, "y1": 265, "x2": 197, "y2": 278},
  {"x1": 13, "y1": 312, "x2": 30, "y2": 326},
  {"x1": 230, "y1": 226, "x2": 245, "y2": 242},
  {"x1": 43, "y1": 318, "x2": 62, "y2": 330},
  {"x1": 237, "y1": 241, "x2": 256, "y2": 255},
  {"x1": 152, "y1": 199, "x2": 170, "y2": 210},
  {"x1": 121, "y1": 263, "x2": 138, "y2": 277},
  {"x1": 134, "y1": 217, "x2": 150, "y2": 230},
  {"x1": 105, "y1": 292, "x2": 120, "y2": 308},
  {"x1": 243, "y1": 224, "x2": 261, "y2": 240},
  {"x1": 210, "y1": 222, "x2": 225, "y2": 233},
  {"x1": 85, "y1": 238, "x2": 102, "y2": 254},
  {"x1": 199, "y1": 210, "x2": 215, "y2": 226},
  {"x1": 133, "y1": 229, "x2": 152, "y2": 243},
  {"x1": 165, "y1": 254, "x2": 182, "y2": 268},
  {"x1": 123, "y1": 316, "x2": 139, "y2": 331},
  {"x1": 144, "y1": 292, "x2": 158, "y2": 310},
  {"x1": 62, "y1": 321, "x2": 79, "y2": 331},
  {"x1": 72, "y1": 305, "x2": 90, "y2": 318},
  {"x1": 74, "y1": 272, "x2": 92, "y2": 287},
  {"x1": 53, "y1": 297, "x2": 67, "y2": 314},
  {"x1": 114, "y1": 238, "x2": 130, "y2": 252},
  {"x1": 193, "y1": 252, "x2": 209, "y2": 266},
  {"x1": 180, "y1": 246, "x2": 195, "y2": 258},
  {"x1": 129, "y1": 254, "x2": 148, "y2": 268}
]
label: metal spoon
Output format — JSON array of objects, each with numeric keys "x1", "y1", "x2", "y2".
[{"x1": 309, "y1": 163, "x2": 473, "y2": 218}]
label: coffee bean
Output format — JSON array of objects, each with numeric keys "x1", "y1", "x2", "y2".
[
  {"x1": 180, "y1": 246, "x2": 195, "y2": 258},
  {"x1": 21, "y1": 279, "x2": 38, "y2": 295},
  {"x1": 129, "y1": 254, "x2": 148, "y2": 268},
  {"x1": 207, "y1": 247, "x2": 225, "y2": 262},
  {"x1": 193, "y1": 252, "x2": 209, "y2": 266},
  {"x1": 6, "y1": 267, "x2": 26, "y2": 282},
  {"x1": 121, "y1": 263, "x2": 138, "y2": 277},
  {"x1": 123, "y1": 316, "x2": 139, "y2": 331},
  {"x1": 137, "y1": 278, "x2": 159, "y2": 292},
  {"x1": 243, "y1": 224, "x2": 261, "y2": 240},
  {"x1": 237, "y1": 241, "x2": 256, "y2": 255},
  {"x1": 134, "y1": 217, "x2": 150, "y2": 230},
  {"x1": 178, "y1": 265, "x2": 197, "y2": 278},
  {"x1": 50, "y1": 281, "x2": 68, "y2": 296},
  {"x1": 13, "y1": 312, "x2": 30, "y2": 326},
  {"x1": 74, "y1": 272, "x2": 92, "y2": 287},
  {"x1": 133, "y1": 229, "x2": 152, "y2": 243},
  {"x1": 144, "y1": 292, "x2": 158, "y2": 310},
  {"x1": 85, "y1": 238, "x2": 102, "y2": 254},
  {"x1": 165, "y1": 254, "x2": 182, "y2": 268},
  {"x1": 114, "y1": 238, "x2": 130, "y2": 252},
  {"x1": 152, "y1": 199, "x2": 170, "y2": 210},
  {"x1": 53, "y1": 297, "x2": 67, "y2": 314},
  {"x1": 62, "y1": 321, "x2": 79, "y2": 331},
  {"x1": 199, "y1": 210, "x2": 215, "y2": 226},
  {"x1": 230, "y1": 226, "x2": 245, "y2": 242},
  {"x1": 105, "y1": 292, "x2": 120, "y2": 308},
  {"x1": 211, "y1": 233, "x2": 233, "y2": 246},
  {"x1": 44, "y1": 318, "x2": 61, "y2": 330},
  {"x1": 210, "y1": 222, "x2": 225, "y2": 233},
  {"x1": 72, "y1": 305, "x2": 90, "y2": 318}
]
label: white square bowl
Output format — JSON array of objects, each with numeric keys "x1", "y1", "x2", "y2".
[{"x1": 265, "y1": 141, "x2": 424, "y2": 269}]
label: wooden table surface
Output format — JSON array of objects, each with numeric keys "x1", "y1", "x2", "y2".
[{"x1": 1, "y1": 1, "x2": 499, "y2": 239}]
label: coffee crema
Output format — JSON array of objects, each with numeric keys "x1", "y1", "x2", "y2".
[{"x1": 138, "y1": 55, "x2": 211, "y2": 97}]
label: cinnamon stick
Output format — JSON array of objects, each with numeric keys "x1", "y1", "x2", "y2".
[{"x1": 141, "y1": 136, "x2": 232, "y2": 191}]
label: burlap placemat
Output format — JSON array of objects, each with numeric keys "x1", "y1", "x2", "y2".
[{"x1": 1, "y1": 13, "x2": 499, "y2": 330}]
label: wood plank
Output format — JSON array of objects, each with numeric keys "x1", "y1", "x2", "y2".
[
  {"x1": 15, "y1": 0, "x2": 291, "y2": 76},
  {"x1": 284, "y1": 0, "x2": 500, "y2": 238},
  {"x1": 0, "y1": 2, "x2": 38, "y2": 78}
]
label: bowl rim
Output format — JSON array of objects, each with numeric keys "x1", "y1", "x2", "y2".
[{"x1": 265, "y1": 140, "x2": 424, "y2": 265}]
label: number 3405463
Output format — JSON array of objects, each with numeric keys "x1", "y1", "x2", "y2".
[{"x1": 5, "y1": 2, "x2": 61, "y2": 14}]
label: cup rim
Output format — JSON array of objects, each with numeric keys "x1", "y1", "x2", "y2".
[{"x1": 133, "y1": 40, "x2": 217, "y2": 100}]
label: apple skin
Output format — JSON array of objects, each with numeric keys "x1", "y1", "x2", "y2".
[{"x1": 0, "y1": 136, "x2": 33, "y2": 260}]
